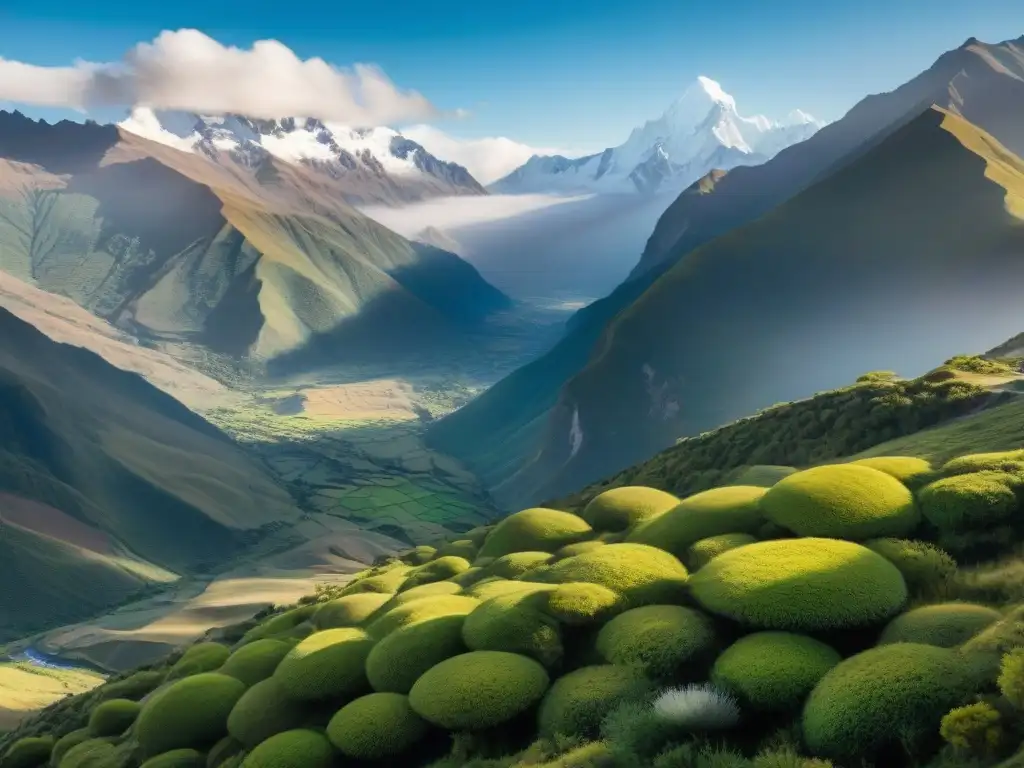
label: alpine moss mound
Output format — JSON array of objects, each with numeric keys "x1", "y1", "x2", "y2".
[
  {"x1": 219, "y1": 640, "x2": 292, "y2": 687},
  {"x1": 596, "y1": 605, "x2": 717, "y2": 680},
  {"x1": 538, "y1": 665, "x2": 650, "y2": 739},
  {"x1": 689, "y1": 538, "x2": 907, "y2": 631},
  {"x1": 312, "y1": 593, "x2": 392, "y2": 629},
  {"x1": 580, "y1": 486, "x2": 680, "y2": 532},
  {"x1": 326, "y1": 693, "x2": 428, "y2": 760},
  {"x1": 477, "y1": 508, "x2": 592, "y2": 559},
  {"x1": 226, "y1": 679, "x2": 308, "y2": 748},
  {"x1": 239, "y1": 729, "x2": 334, "y2": 768},
  {"x1": 136, "y1": 673, "x2": 246, "y2": 757},
  {"x1": 878, "y1": 602, "x2": 1002, "y2": 648},
  {"x1": 271, "y1": 628, "x2": 374, "y2": 702}
]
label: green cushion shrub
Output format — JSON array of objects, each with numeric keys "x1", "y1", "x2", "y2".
[
  {"x1": 3, "y1": 736, "x2": 52, "y2": 768},
  {"x1": 436, "y1": 539, "x2": 478, "y2": 560},
  {"x1": 538, "y1": 665, "x2": 651, "y2": 738},
  {"x1": 462, "y1": 579, "x2": 556, "y2": 602},
  {"x1": 50, "y1": 729, "x2": 92, "y2": 767},
  {"x1": 850, "y1": 456, "x2": 934, "y2": 486},
  {"x1": 477, "y1": 508, "x2": 592, "y2": 559},
  {"x1": 760, "y1": 465, "x2": 919, "y2": 540},
  {"x1": 238, "y1": 729, "x2": 334, "y2": 768},
  {"x1": 802, "y1": 643, "x2": 973, "y2": 760},
  {"x1": 205, "y1": 737, "x2": 243, "y2": 768},
  {"x1": 366, "y1": 614, "x2": 468, "y2": 693},
  {"x1": 918, "y1": 472, "x2": 1018, "y2": 532},
  {"x1": 710, "y1": 632, "x2": 841, "y2": 712},
  {"x1": 384, "y1": 581, "x2": 461, "y2": 607},
  {"x1": 487, "y1": 551, "x2": 553, "y2": 579},
  {"x1": 226, "y1": 679, "x2": 307, "y2": 748},
  {"x1": 627, "y1": 486, "x2": 766, "y2": 557},
  {"x1": 239, "y1": 607, "x2": 316, "y2": 645},
  {"x1": 140, "y1": 750, "x2": 205, "y2": 768},
  {"x1": 399, "y1": 556, "x2": 471, "y2": 591},
  {"x1": 409, "y1": 651, "x2": 550, "y2": 730},
  {"x1": 685, "y1": 533, "x2": 757, "y2": 571},
  {"x1": 58, "y1": 739, "x2": 119, "y2": 768},
  {"x1": 942, "y1": 450, "x2": 1024, "y2": 476},
  {"x1": 998, "y1": 648, "x2": 1024, "y2": 708},
  {"x1": 313, "y1": 593, "x2": 391, "y2": 629},
  {"x1": 88, "y1": 698, "x2": 141, "y2": 737},
  {"x1": 961, "y1": 605, "x2": 1024, "y2": 658},
  {"x1": 271, "y1": 628, "x2": 373, "y2": 702},
  {"x1": 596, "y1": 605, "x2": 717, "y2": 680},
  {"x1": 580, "y1": 486, "x2": 680, "y2": 532},
  {"x1": 167, "y1": 643, "x2": 231, "y2": 681},
  {"x1": 543, "y1": 582, "x2": 624, "y2": 625},
  {"x1": 405, "y1": 545, "x2": 437, "y2": 565},
  {"x1": 448, "y1": 566, "x2": 487, "y2": 588},
  {"x1": 863, "y1": 538, "x2": 956, "y2": 596},
  {"x1": 879, "y1": 603, "x2": 1002, "y2": 648},
  {"x1": 365, "y1": 595, "x2": 480, "y2": 638},
  {"x1": 136, "y1": 673, "x2": 246, "y2": 757},
  {"x1": 93, "y1": 670, "x2": 165, "y2": 702},
  {"x1": 326, "y1": 692, "x2": 428, "y2": 759},
  {"x1": 340, "y1": 566, "x2": 411, "y2": 596},
  {"x1": 690, "y1": 538, "x2": 907, "y2": 631},
  {"x1": 530, "y1": 543, "x2": 689, "y2": 606},
  {"x1": 462, "y1": 591, "x2": 563, "y2": 666},
  {"x1": 218, "y1": 640, "x2": 291, "y2": 687},
  {"x1": 551, "y1": 541, "x2": 606, "y2": 561}
]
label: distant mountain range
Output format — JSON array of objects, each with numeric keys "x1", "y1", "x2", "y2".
[
  {"x1": 119, "y1": 108, "x2": 488, "y2": 206},
  {"x1": 489, "y1": 77, "x2": 825, "y2": 195},
  {"x1": 427, "y1": 34, "x2": 1024, "y2": 507}
]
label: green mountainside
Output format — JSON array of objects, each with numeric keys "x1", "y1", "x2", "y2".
[
  {"x1": 425, "y1": 35, "x2": 1024, "y2": 507},
  {"x1": 0, "y1": 112, "x2": 510, "y2": 370}
]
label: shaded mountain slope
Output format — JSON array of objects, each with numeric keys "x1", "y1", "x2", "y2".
[
  {"x1": 502, "y1": 108, "x2": 1024, "y2": 501},
  {"x1": 0, "y1": 305, "x2": 305, "y2": 640},
  {"x1": 0, "y1": 113, "x2": 510, "y2": 369},
  {"x1": 426, "y1": 35, "x2": 1024, "y2": 504}
]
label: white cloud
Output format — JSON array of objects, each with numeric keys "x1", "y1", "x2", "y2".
[
  {"x1": 400, "y1": 124, "x2": 586, "y2": 185},
  {"x1": 0, "y1": 29, "x2": 438, "y2": 126}
]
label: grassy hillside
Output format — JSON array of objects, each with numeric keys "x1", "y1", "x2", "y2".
[
  {"x1": 0, "y1": 113, "x2": 510, "y2": 370},
  {"x1": 425, "y1": 35, "x2": 1024, "y2": 506},
  {"x1": 495, "y1": 108, "x2": 1024, "y2": 504}
]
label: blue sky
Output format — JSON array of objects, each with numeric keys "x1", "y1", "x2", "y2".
[{"x1": 0, "y1": 0, "x2": 1021, "y2": 154}]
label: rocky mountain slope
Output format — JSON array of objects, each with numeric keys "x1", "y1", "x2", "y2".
[
  {"x1": 489, "y1": 76, "x2": 823, "y2": 195},
  {"x1": 0, "y1": 111, "x2": 510, "y2": 370},
  {"x1": 426, "y1": 35, "x2": 1024, "y2": 507},
  {"x1": 119, "y1": 109, "x2": 487, "y2": 206}
]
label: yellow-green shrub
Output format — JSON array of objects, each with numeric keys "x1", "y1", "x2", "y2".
[
  {"x1": 551, "y1": 541, "x2": 606, "y2": 561},
  {"x1": 271, "y1": 628, "x2": 373, "y2": 702},
  {"x1": 365, "y1": 595, "x2": 479, "y2": 639},
  {"x1": 685, "y1": 533, "x2": 757, "y2": 571},
  {"x1": 437, "y1": 539, "x2": 478, "y2": 560},
  {"x1": 463, "y1": 580, "x2": 556, "y2": 602},
  {"x1": 879, "y1": 603, "x2": 1001, "y2": 648},
  {"x1": 218, "y1": 640, "x2": 291, "y2": 687},
  {"x1": 140, "y1": 749, "x2": 205, "y2": 768},
  {"x1": 340, "y1": 566, "x2": 411, "y2": 596},
  {"x1": 942, "y1": 450, "x2": 1024, "y2": 476},
  {"x1": 850, "y1": 456, "x2": 934, "y2": 486},
  {"x1": 49, "y1": 729, "x2": 92, "y2": 767},
  {"x1": 544, "y1": 582, "x2": 624, "y2": 626},
  {"x1": 239, "y1": 607, "x2": 316, "y2": 645},
  {"x1": 408, "y1": 651, "x2": 549, "y2": 730},
  {"x1": 226, "y1": 679, "x2": 307, "y2": 749},
  {"x1": 940, "y1": 701, "x2": 1003, "y2": 755},
  {"x1": 405, "y1": 545, "x2": 437, "y2": 565},
  {"x1": 863, "y1": 538, "x2": 956, "y2": 596},
  {"x1": 326, "y1": 693, "x2": 428, "y2": 759},
  {"x1": 366, "y1": 614, "x2": 468, "y2": 693},
  {"x1": 998, "y1": 648, "x2": 1024, "y2": 708},
  {"x1": 56, "y1": 739, "x2": 118, "y2": 768},
  {"x1": 206, "y1": 736, "x2": 244, "y2": 768},
  {"x1": 487, "y1": 552, "x2": 553, "y2": 579},
  {"x1": 313, "y1": 593, "x2": 391, "y2": 630},
  {"x1": 384, "y1": 581, "x2": 461, "y2": 608},
  {"x1": 93, "y1": 670, "x2": 165, "y2": 702},
  {"x1": 167, "y1": 643, "x2": 230, "y2": 680},
  {"x1": 238, "y1": 729, "x2": 334, "y2": 768},
  {"x1": 2, "y1": 736, "x2": 52, "y2": 768},
  {"x1": 462, "y1": 591, "x2": 563, "y2": 666},
  {"x1": 136, "y1": 673, "x2": 246, "y2": 757},
  {"x1": 88, "y1": 698, "x2": 141, "y2": 737},
  {"x1": 919, "y1": 472, "x2": 1019, "y2": 532},
  {"x1": 477, "y1": 508, "x2": 592, "y2": 559},
  {"x1": 760, "y1": 465, "x2": 918, "y2": 540},
  {"x1": 710, "y1": 632, "x2": 840, "y2": 712},
  {"x1": 399, "y1": 556, "x2": 471, "y2": 591},
  {"x1": 580, "y1": 486, "x2": 680, "y2": 532},
  {"x1": 538, "y1": 665, "x2": 650, "y2": 738},
  {"x1": 627, "y1": 486, "x2": 766, "y2": 557},
  {"x1": 596, "y1": 605, "x2": 717, "y2": 680},
  {"x1": 690, "y1": 538, "x2": 906, "y2": 631}
]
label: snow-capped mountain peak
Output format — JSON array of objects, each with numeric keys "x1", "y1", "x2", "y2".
[
  {"x1": 119, "y1": 108, "x2": 486, "y2": 205},
  {"x1": 490, "y1": 77, "x2": 826, "y2": 196}
]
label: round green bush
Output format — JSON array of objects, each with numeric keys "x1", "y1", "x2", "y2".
[
  {"x1": 205, "y1": 737, "x2": 244, "y2": 768},
  {"x1": 487, "y1": 551, "x2": 553, "y2": 579},
  {"x1": 88, "y1": 698, "x2": 141, "y2": 737},
  {"x1": 462, "y1": 591, "x2": 563, "y2": 666},
  {"x1": 409, "y1": 651, "x2": 550, "y2": 730},
  {"x1": 448, "y1": 566, "x2": 488, "y2": 588},
  {"x1": 168, "y1": 643, "x2": 231, "y2": 680},
  {"x1": 942, "y1": 450, "x2": 1024, "y2": 476},
  {"x1": 399, "y1": 556, "x2": 471, "y2": 591},
  {"x1": 760, "y1": 465, "x2": 919, "y2": 540},
  {"x1": 365, "y1": 595, "x2": 480, "y2": 639},
  {"x1": 685, "y1": 533, "x2": 757, "y2": 571},
  {"x1": 240, "y1": 607, "x2": 316, "y2": 645},
  {"x1": 271, "y1": 628, "x2": 373, "y2": 702},
  {"x1": 313, "y1": 593, "x2": 391, "y2": 629},
  {"x1": 878, "y1": 603, "x2": 1001, "y2": 648},
  {"x1": 436, "y1": 539, "x2": 478, "y2": 560},
  {"x1": 140, "y1": 749, "x2": 205, "y2": 768},
  {"x1": 136, "y1": 673, "x2": 246, "y2": 757},
  {"x1": 531, "y1": 544, "x2": 689, "y2": 606},
  {"x1": 3, "y1": 736, "x2": 52, "y2": 768},
  {"x1": 226, "y1": 679, "x2": 308, "y2": 748},
  {"x1": 386, "y1": 580, "x2": 461, "y2": 607},
  {"x1": 850, "y1": 456, "x2": 934, "y2": 485},
  {"x1": 551, "y1": 541, "x2": 606, "y2": 561},
  {"x1": 596, "y1": 605, "x2": 717, "y2": 680},
  {"x1": 58, "y1": 739, "x2": 120, "y2": 768},
  {"x1": 340, "y1": 566, "x2": 411, "y2": 596},
  {"x1": 863, "y1": 538, "x2": 956, "y2": 595},
  {"x1": 581, "y1": 486, "x2": 680, "y2": 532},
  {"x1": 544, "y1": 582, "x2": 624, "y2": 625},
  {"x1": 463, "y1": 579, "x2": 555, "y2": 602},
  {"x1": 627, "y1": 486, "x2": 767, "y2": 557},
  {"x1": 218, "y1": 640, "x2": 291, "y2": 687},
  {"x1": 239, "y1": 729, "x2": 334, "y2": 768},
  {"x1": 50, "y1": 729, "x2": 92, "y2": 767},
  {"x1": 477, "y1": 508, "x2": 592, "y2": 559},
  {"x1": 711, "y1": 632, "x2": 841, "y2": 712},
  {"x1": 802, "y1": 643, "x2": 974, "y2": 760},
  {"x1": 690, "y1": 538, "x2": 907, "y2": 631},
  {"x1": 366, "y1": 614, "x2": 468, "y2": 693},
  {"x1": 918, "y1": 472, "x2": 1018, "y2": 532},
  {"x1": 94, "y1": 670, "x2": 165, "y2": 703},
  {"x1": 326, "y1": 693, "x2": 429, "y2": 759},
  {"x1": 538, "y1": 665, "x2": 650, "y2": 738}
]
